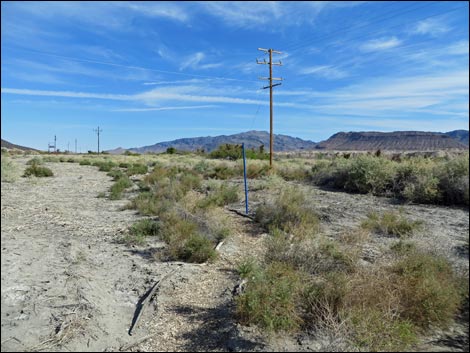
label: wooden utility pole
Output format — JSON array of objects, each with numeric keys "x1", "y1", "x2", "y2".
[
  {"x1": 257, "y1": 48, "x2": 283, "y2": 168},
  {"x1": 75, "y1": 139, "x2": 77, "y2": 154},
  {"x1": 94, "y1": 126, "x2": 103, "y2": 154}
]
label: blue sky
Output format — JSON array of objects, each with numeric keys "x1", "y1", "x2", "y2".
[{"x1": 1, "y1": 1, "x2": 469, "y2": 152}]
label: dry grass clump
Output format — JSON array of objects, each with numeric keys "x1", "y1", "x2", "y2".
[
  {"x1": 1, "y1": 156, "x2": 20, "y2": 182},
  {"x1": 254, "y1": 187, "x2": 320, "y2": 239},
  {"x1": 197, "y1": 182, "x2": 239, "y2": 209},
  {"x1": 361, "y1": 209, "x2": 423, "y2": 238}
]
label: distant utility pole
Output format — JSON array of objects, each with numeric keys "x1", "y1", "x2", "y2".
[
  {"x1": 257, "y1": 48, "x2": 283, "y2": 168},
  {"x1": 48, "y1": 135, "x2": 57, "y2": 153},
  {"x1": 75, "y1": 139, "x2": 77, "y2": 154},
  {"x1": 67, "y1": 142, "x2": 70, "y2": 153},
  {"x1": 94, "y1": 126, "x2": 103, "y2": 154}
]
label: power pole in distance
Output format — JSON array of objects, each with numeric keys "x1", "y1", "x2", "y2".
[
  {"x1": 75, "y1": 139, "x2": 77, "y2": 154},
  {"x1": 94, "y1": 126, "x2": 103, "y2": 154},
  {"x1": 257, "y1": 48, "x2": 283, "y2": 168}
]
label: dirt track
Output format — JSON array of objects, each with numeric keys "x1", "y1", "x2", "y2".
[{"x1": 1, "y1": 159, "x2": 468, "y2": 352}]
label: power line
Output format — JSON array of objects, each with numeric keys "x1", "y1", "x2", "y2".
[
  {"x1": 283, "y1": 1, "x2": 441, "y2": 53},
  {"x1": 5, "y1": 46, "x2": 259, "y2": 84}
]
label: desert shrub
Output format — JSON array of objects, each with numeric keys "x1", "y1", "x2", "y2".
[
  {"x1": 361, "y1": 210, "x2": 423, "y2": 238},
  {"x1": 1, "y1": 157, "x2": 19, "y2": 182},
  {"x1": 42, "y1": 156, "x2": 60, "y2": 163},
  {"x1": 126, "y1": 163, "x2": 148, "y2": 175},
  {"x1": 119, "y1": 162, "x2": 130, "y2": 168},
  {"x1": 207, "y1": 163, "x2": 238, "y2": 180},
  {"x1": 391, "y1": 251, "x2": 464, "y2": 328},
  {"x1": 128, "y1": 192, "x2": 172, "y2": 216},
  {"x1": 124, "y1": 150, "x2": 140, "y2": 156},
  {"x1": 23, "y1": 164, "x2": 53, "y2": 177},
  {"x1": 93, "y1": 160, "x2": 117, "y2": 172},
  {"x1": 109, "y1": 175, "x2": 132, "y2": 200},
  {"x1": 107, "y1": 168, "x2": 124, "y2": 181},
  {"x1": 124, "y1": 218, "x2": 160, "y2": 245},
  {"x1": 343, "y1": 155, "x2": 396, "y2": 195},
  {"x1": 197, "y1": 182, "x2": 239, "y2": 209},
  {"x1": 395, "y1": 159, "x2": 440, "y2": 203},
  {"x1": 276, "y1": 166, "x2": 311, "y2": 181},
  {"x1": 79, "y1": 159, "x2": 91, "y2": 165},
  {"x1": 209, "y1": 144, "x2": 242, "y2": 160},
  {"x1": 303, "y1": 271, "x2": 349, "y2": 327},
  {"x1": 242, "y1": 162, "x2": 270, "y2": 179},
  {"x1": 236, "y1": 261, "x2": 305, "y2": 332},
  {"x1": 179, "y1": 173, "x2": 202, "y2": 193},
  {"x1": 254, "y1": 187, "x2": 320, "y2": 239},
  {"x1": 390, "y1": 240, "x2": 417, "y2": 255},
  {"x1": 193, "y1": 160, "x2": 210, "y2": 174},
  {"x1": 437, "y1": 153, "x2": 469, "y2": 205},
  {"x1": 265, "y1": 235, "x2": 357, "y2": 275},
  {"x1": 160, "y1": 212, "x2": 217, "y2": 263},
  {"x1": 26, "y1": 157, "x2": 43, "y2": 165},
  {"x1": 311, "y1": 154, "x2": 469, "y2": 206},
  {"x1": 347, "y1": 307, "x2": 416, "y2": 351}
]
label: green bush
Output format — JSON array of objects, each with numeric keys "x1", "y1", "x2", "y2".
[
  {"x1": 26, "y1": 157, "x2": 43, "y2": 165},
  {"x1": 124, "y1": 218, "x2": 160, "y2": 245},
  {"x1": 126, "y1": 163, "x2": 148, "y2": 175},
  {"x1": 236, "y1": 262, "x2": 304, "y2": 332},
  {"x1": 161, "y1": 212, "x2": 217, "y2": 263},
  {"x1": 79, "y1": 159, "x2": 92, "y2": 165},
  {"x1": 109, "y1": 176, "x2": 132, "y2": 200},
  {"x1": 23, "y1": 164, "x2": 53, "y2": 177},
  {"x1": 391, "y1": 251, "x2": 464, "y2": 328},
  {"x1": 93, "y1": 160, "x2": 117, "y2": 172}
]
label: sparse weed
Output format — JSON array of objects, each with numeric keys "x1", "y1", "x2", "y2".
[
  {"x1": 361, "y1": 210, "x2": 423, "y2": 238},
  {"x1": 109, "y1": 175, "x2": 132, "y2": 200}
]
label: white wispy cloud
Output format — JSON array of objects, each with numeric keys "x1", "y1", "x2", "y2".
[
  {"x1": 199, "y1": 1, "x2": 365, "y2": 29},
  {"x1": 1, "y1": 88, "x2": 129, "y2": 100},
  {"x1": 1, "y1": 86, "x2": 302, "y2": 109},
  {"x1": 113, "y1": 105, "x2": 217, "y2": 112},
  {"x1": 412, "y1": 18, "x2": 450, "y2": 36},
  {"x1": 179, "y1": 52, "x2": 223, "y2": 71},
  {"x1": 117, "y1": 2, "x2": 190, "y2": 23},
  {"x1": 299, "y1": 65, "x2": 348, "y2": 79},
  {"x1": 302, "y1": 69, "x2": 469, "y2": 118},
  {"x1": 446, "y1": 40, "x2": 469, "y2": 55},
  {"x1": 360, "y1": 37, "x2": 402, "y2": 52}
]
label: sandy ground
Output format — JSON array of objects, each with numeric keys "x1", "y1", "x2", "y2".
[{"x1": 1, "y1": 158, "x2": 468, "y2": 352}]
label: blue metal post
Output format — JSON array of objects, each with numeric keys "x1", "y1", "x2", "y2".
[{"x1": 242, "y1": 143, "x2": 249, "y2": 214}]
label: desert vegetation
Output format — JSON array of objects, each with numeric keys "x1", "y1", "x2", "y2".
[{"x1": 3, "y1": 148, "x2": 467, "y2": 352}]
